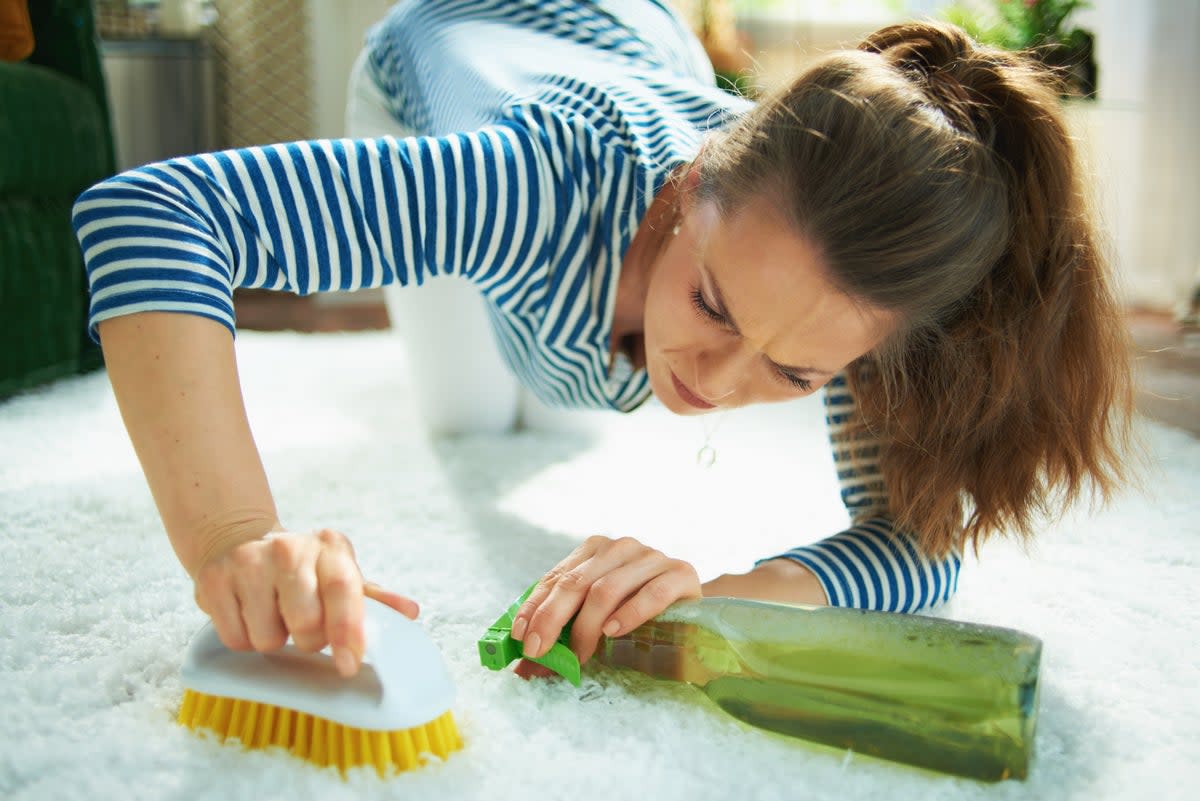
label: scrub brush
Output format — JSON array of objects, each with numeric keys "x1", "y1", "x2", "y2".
[
  {"x1": 480, "y1": 584, "x2": 1041, "y2": 782},
  {"x1": 179, "y1": 597, "x2": 462, "y2": 776}
]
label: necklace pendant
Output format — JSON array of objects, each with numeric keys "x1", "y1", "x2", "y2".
[{"x1": 696, "y1": 443, "x2": 717, "y2": 468}]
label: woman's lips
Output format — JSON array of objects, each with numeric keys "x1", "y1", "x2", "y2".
[{"x1": 670, "y1": 370, "x2": 716, "y2": 410}]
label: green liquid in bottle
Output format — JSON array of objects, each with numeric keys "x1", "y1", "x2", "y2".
[{"x1": 594, "y1": 598, "x2": 1040, "y2": 782}]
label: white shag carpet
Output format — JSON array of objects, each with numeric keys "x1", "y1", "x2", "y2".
[{"x1": 2, "y1": 330, "x2": 1198, "y2": 801}]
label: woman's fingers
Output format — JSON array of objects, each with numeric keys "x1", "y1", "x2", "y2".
[
  {"x1": 567, "y1": 554, "x2": 667, "y2": 665},
  {"x1": 606, "y1": 560, "x2": 701, "y2": 635},
  {"x1": 510, "y1": 537, "x2": 604, "y2": 647},
  {"x1": 519, "y1": 536, "x2": 641, "y2": 658},
  {"x1": 194, "y1": 562, "x2": 251, "y2": 651},
  {"x1": 192, "y1": 530, "x2": 418, "y2": 680},
  {"x1": 364, "y1": 581, "x2": 420, "y2": 620},
  {"x1": 314, "y1": 530, "x2": 366, "y2": 677},
  {"x1": 204, "y1": 541, "x2": 287, "y2": 654},
  {"x1": 516, "y1": 536, "x2": 701, "y2": 674},
  {"x1": 234, "y1": 550, "x2": 290, "y2": 652},
  {"x1": 271, "y1": 537, "x2": 325, "y2": 652}
]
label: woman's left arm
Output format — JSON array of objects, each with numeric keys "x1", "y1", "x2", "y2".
[
  {"x1": 514, "y1": 512, "x2": 960, "y2": 673},
  {"x1": 514, "y1": 373, "x2": 962, "y2": 671},
  {"x1": 703, "y1": 516, "x2": 962, "y2": 611},
  {"x1": 708, "y1": 371, "x2": 961, "y2": 612}
]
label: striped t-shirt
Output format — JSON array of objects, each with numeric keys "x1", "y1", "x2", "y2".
[{"x1": 72, "y1": 0, "x2": 959, "y2": 612}]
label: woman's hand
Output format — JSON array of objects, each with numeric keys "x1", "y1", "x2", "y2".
[
  {"x1": 192, "y1": 529, "x2": 419, "y2": 677},
  {"x1": 510, "y1": 535, "x2": 701, "y2": 673}
]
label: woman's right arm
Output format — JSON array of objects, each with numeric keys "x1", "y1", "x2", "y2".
[
  {"x1": 748, "y1": 372, "x2": 962, "y2": 612},
  {"x1": 99, "y1": 312, "x2": 276, "y2": 576},
  {"x1": 98, "y1": 310, "x2": 401, "y2": 676},
  {"x1": 74, "y1": 111, "x2": 575, "y2": 664}
]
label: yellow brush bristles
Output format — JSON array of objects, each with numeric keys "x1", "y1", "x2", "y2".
[{"x1": 178, "y1": 689, "x2": 463, "y2": 777}]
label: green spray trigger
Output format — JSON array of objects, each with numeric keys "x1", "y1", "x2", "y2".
[{"x1": 477, "y1": 582, "x2": 582, "y2": 686}]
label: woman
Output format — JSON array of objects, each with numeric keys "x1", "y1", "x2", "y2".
[{"x1": 73, "y1": 0, "x2": 1132, "y2": 678}]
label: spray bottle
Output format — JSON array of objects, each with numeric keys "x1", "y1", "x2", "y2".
[{"x1": 479, "y1": 584, "x2": 1040, "y2": 781}]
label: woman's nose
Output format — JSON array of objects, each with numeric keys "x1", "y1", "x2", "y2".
[{"x1": 693, "y1": 344, "x2": 753, "y2": 403}]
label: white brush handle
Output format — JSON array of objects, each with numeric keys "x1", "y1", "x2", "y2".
[
  {"x1": 182, "y1": 598, "x2": 456, "y2": 731},
  {"x1": 360, "y1": 597, "x2": 423, "y2": 676}
]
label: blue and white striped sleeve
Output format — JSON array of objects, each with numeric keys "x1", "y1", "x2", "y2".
[
  {"x1": 762, "y1": 372, "x2": 962, "y2": 612},
  {"x1": 72, "y1": 119, "x2": 563, "y2": 340}
]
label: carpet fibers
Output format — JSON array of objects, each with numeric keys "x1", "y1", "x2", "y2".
[{"x1": 2, "y1": 330, "x2": 1197, "y2": 801}]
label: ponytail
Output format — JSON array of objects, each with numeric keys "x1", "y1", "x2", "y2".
[
  {"x1": 852, "y1": 22, "x2": 1136, "y2": 554},
  {"x1": 700, "y1": 21, "x2": 1136, "y2": 555}
]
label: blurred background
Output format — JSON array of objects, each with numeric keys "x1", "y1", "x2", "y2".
[{"x1": 3, "y1": 0, "x2": 1197, "y2": 433}]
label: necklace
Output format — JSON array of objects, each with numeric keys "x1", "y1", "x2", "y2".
[{"x1": 696, "y1": 411, "x2": 727, "y2": 468}]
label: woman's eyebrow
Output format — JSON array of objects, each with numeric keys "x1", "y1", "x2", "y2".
[{"x1": 705, "y1": 267, "x2": 834, "y2": 376}]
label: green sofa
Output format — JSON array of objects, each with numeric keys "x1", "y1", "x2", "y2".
[{"x1": 0, "y1": 0, "x2": 114, "y2": 398}]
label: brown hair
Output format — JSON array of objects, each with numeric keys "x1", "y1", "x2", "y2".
[{"x1": 698, "y1": 21, "x2": 1135, "y2": 556}]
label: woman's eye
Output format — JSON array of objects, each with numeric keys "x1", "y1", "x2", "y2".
[
  {"x1": 689, "y1": 286, "x2": 726, "y2": 324},
  {"x1": 689, "y1": 284, "x2": 812, "y2": 392},
  {"x1": 776, "y1": 370, "x2": 813, "y2": 393}
]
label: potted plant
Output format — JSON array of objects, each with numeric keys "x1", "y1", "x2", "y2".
[{"x1": 942, "y1": 0, "x2": 1097, "y2": 98}]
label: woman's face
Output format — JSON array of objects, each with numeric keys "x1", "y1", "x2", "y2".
[{"x1": 643, "y1": 195, "x2": 895, "y2": 415}]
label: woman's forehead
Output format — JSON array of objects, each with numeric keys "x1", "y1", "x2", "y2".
[{"x1": 700, "y1": 198, "x2": 896, "y2": 364}]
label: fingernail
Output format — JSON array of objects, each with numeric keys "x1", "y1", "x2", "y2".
[
  {"x1": 333, "y1": 647, "x2": 357, "y2": 677},
  {"x1": 512, "y1": 617, "x2": 527, "y2": 640},
  {"x1": 603, "y1": 619, "x2": 621, "y2": 637},
  {"x1": 524, "y1": 633, "x2": 542, "y2": 658}
]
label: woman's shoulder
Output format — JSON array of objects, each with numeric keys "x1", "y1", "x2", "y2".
[{"x1": 500, "y1": 78, "x2": 746, "y2": 180}]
